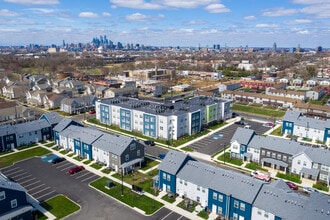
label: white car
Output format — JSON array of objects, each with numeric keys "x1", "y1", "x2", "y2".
[
  {"x1": 250, "y1": 170, "x2": 271, "y2": 182},
  {"x1": 302, "y1": 187, "x2": 319, "y2": 194}
]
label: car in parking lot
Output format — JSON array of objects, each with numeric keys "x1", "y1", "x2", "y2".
[
  {"x1": 89, "y1": 110, "x2": 96, "y2": 114},
  {"x1": 158, "y1": 154, "x2": 166, "y2": 160},
  {"x1": 144, "y1": 140, "x2": 155, "y2": 146},
  {"x1": 68, "y1": 165, "x2": 84, "y2": 174},
  {"x1": 51, "y1": 157, "x2": 66, "y2": 164},
  {"x1": 234, "y1": 120, "x2": 246, "y2": 125},
  {"x1": 286, "y1": 181, "x2": 298, "y2": 190},
  {"x1": 302, "y1": 187, "x2": 319, "y2": 194},
  {"x1": 263, "y1": 122, "x2": 275, "y2": 128}
]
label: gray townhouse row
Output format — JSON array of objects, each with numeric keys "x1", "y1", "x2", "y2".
[
  {"x1": 230, "y1": 127, "x2": 330, "y2": 185},
  {"x1": 155, "y1": 150, "x2": 330, "y2": 220}
]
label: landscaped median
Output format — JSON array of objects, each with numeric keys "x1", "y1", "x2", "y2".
[
  {"x1": 0, "y1": 147, "x2": 50, "y2": 168},
  {"x1": 90, "y1": 177, "x2": 163, "y2": 215}
]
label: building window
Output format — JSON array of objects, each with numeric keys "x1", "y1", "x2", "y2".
[
  {"x1": 272, "y1": 153, "x2": 276, "y2": 158},
  {"x1": 11, "y1": 199, "x2": 17, "y2": 208},
  {"x1": 313, "y1": 163, "x2": 318, "y2": 169},
  {"x1": 234, "y1": 200, "x2": 239, "y2": 208},
  {"x1": 197, "y1": 186, "x2": 200, "y2": 191},
  {"x1": 167, "y1": 174, "x2": 171, "y2": 181},
  {"x1": 0, "y1": 191, "x2": 5, "y2": 200},
  {"x1": 218, "y1": 194, "x2": 223, "y2": 202},
  {"x1": 217, "y1": 206, "x2": 222, "y2": 214},
  {"x1": 277, "y1": 154, "x2": 281, "y2": 160},
  {"x1": 184, "y1": 181, "x2": 187, "y2": 186},
  {"x1": 303, "y1": 161, "x2": 307, "y2": 166},
  {"x1": 240, "y1": 203, "x2": 245, "y2": 211},
  {"x1": 261, "y1": 150, "x2": 265, "y2": 156},
  {"x1": 257, "y1": 209, "x2": 262, "y2": 215},
  {"x1": 130, "y1": 143, "x2": 136, "y2": 150},
  {"x1": 264, "y1": 212, "x2": 269, "y2": 218},
  {"x1": 179, "y1": 179, "x2": 183, "y2": 184},
  {"x1": 163, "y1": 173, "x2": 166, "y2": 179},
  {"x1": 298, "y1": 160, "x2": 301, "y2": 165},
  {"x1": 233, "y1": 213, "x2": 238, "y2": 220},
  {"x1": 213, "y1": 192, "x2": 217, "y2": 200},
  {"x1": 283, "y1": 155, "x2": 287, "y2": 161},
  {"x1": 137, "y1": 150, "x2": 140, "y2": 157},
  {"x1": 266, "y1": 151, "x2": 270, "y2": 157}
]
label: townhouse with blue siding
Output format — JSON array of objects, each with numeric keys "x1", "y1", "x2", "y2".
[
  {"x1": 0, "y1": 173, "x2": 33, "y2": 220},
  {"x1": 39, "y1": 112, "x2": 62, "y2": 130},
  {"x1": 282, "y1": 110, "x2": 330, "y2": 144},
  {"x1": 95, "y1": 96, "x2": 231, "y2": 140},
  {"x1": 156, "y1": 150, "x2": 330, "y2": 219},
  {"x1": 0, "y1": 125, "x2": 17, "y2": 152},
  {"x1": 53, "y1": 118, "x2": 83, "y2": 145}
]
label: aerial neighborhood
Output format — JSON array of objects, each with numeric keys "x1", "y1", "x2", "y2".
[{"x1": 0, "y1": 45, "x2": 330, "y2": 220}]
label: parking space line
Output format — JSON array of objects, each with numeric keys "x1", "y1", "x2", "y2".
[
  {"x1": 177, "y1": 216, "x2": 183, "y2": 220},
  {"x1": 24, "y1": 180, "x2": 40, "y2": 188},
  {"x1": 31, "y1": 187, "x2": 50, "y2": 196},
  {"x1": 81, "y1": 174, "x2": 98, "y2": 182},
  {"x1": 1, "y1": 166, "x2": 21, "y2": 173},
  {"x1": 75, "y1": 171, "x2": 90, "y2": 179},
  {"x1": 61, "y1": 165, "x2": 72, "y2": 172},
  {"x1": 29, "y1": 183, "x2": 45, "y2": 191},
  {"x1": 35, "y1": 190, "x2": 56, "y2": 201},
  {"x1": 11, "y1": 172, "x2": 28, "y2": 179},
  {"x1": 4, "y1": 169, "x2": 24, "y2": 176},
  {"x1": 20, "y1": 178, "x2": 36, "y2": 185},
  {"x1": 15, "y1": 174, "x2": 32, "y2": 181},
  {"x1": 160, "y1": 211, "x2": 173, "y2": 220},
  {"x1": 54, "y1": 161, "x2": 71, "y2": 168}
]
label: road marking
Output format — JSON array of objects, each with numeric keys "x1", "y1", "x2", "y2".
[
  {"x1": 31, "y1": 187, "x2": 50, "y2": 196},
  {"x1": 11, "y1": 172, "x2": 28, "y2": 179},
  {"x1": 4, "y1": 169, "x2": 24, "y2": 176},
  {"x1": 24, "y1": 180, "x2": 40, "y2": 188},
  {"x1": 61, "y1": 165, "x2": 72, "y2": 172},
  {"x1": 2, "y1": 166, "x2": 21, "y2": 173},
  {"x1": 75, "y1": 172, "x2": 90, "y2": 179},
  {"x1": 81, "y1": 174, "x2": 97, "y2": 182},
  {"x1": 29, "y1": 183, "x2": 45, "y2": 191},
  {"x1": 20, "y1": 178, "x2": 36, "y2": 185},
  {"x1": 160, "y1": 211, "x2": 173, "y2": 220},
  {"x1": 35, "y1": 190, "x2": 56, "y2": 201},
  {"x1": 55, "y1": 162, "x2": 70, "y2": 169},
  {"x1": 15, "y1": 174, "x2": 32, "y2": 181},
  {"x1": 177, "y1": 216, "x2": 183, "y2": 220}
]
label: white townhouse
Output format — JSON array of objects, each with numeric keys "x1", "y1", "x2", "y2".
[{"x1": 96, "y1": 96, "x2": 231, "y2": 140}]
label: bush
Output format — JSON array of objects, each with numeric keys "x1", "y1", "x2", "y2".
[
  {"x1": 276, "y1": 172, "x2": 301, "y2": 184},
  {"x1": 313, "y1": 181, "x2": 329, "y2": 192}
]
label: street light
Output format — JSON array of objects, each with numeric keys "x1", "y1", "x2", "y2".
[{"x1": 223, "y1": 143, "x2": 226, "y2": 165}]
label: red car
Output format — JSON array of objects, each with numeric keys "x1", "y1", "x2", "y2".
[
  {"x1": 286, "y1": 181, "x2": 298, "y2": 190},
  {"x1": 68, "y1": 165, "x2": 84, "y2": 174},
  {"x1": 89, "y1": 110, "x2": 96, "y2": 114}
]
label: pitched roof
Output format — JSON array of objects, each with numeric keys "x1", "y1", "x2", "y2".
[
  {"x1": 303, "y1": 147, "x2": 330, "y2": 166},
  {"x1": 0, "y1": 172, "x2": 26, "y2": 192},
  {"x1": 301, "y1": 192, "x2": 330, "y2": 220},
  {"x1": 92, "y1": 133, "x2": 140, "y2": 155},
  {"x1": 158, "y1": 150, "x2": 194, "y2": 175},
  {"x1": 0, "y1": 124, "x2": 15, "y2": 136},
  {"x1": 53, "y1": 118, "x2": 81, "y2": 133},
  {"x1": 254, "y1": 180, "x2": 308, "y2": 220},
  {"x1": 231, "y1": 127, "x2": 255, "y2": 145},
  {"x1": 40, "y1": 112, "x2": 62, "y2": 125},
  {"x1": 12, "y1": 120, "x2": 51, "y2": 134}
]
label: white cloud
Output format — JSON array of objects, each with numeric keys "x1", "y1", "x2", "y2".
[
  {"x1": 109, "y1": 0, "x2": 162, "y2": 9},
  {"x1": 160, "y1": 0, "x2": 218, "y2": 9},
  {"x1": 296, "y1": 30, "x2": 310, "y2": 34},
  {"x1": 4, "y1": 0, "x2": 59, "y2": 5},
  {"x1": 0, "y1": 9, "x2": 21, "y2": 17},
  {"x1": 205, "y1": 4, "x2": 230, "y2": 13},
  {"x1": 79, "y1": 12, "x2": 99, "y2": 18},
  {"x1": 292, "y1": 0, "x2": 330, "y2": 4},
  {"x1": 0, "y1": 19, "x2": 35, "y2": 25},
  {"x1": 300, "y1": 4, "x2": 330, "y2": 18},
  {"x1": 244, "y1": 15, "x2": 256, "y2": 20},
  {"x1": 184, "y1": 20, "x2": 206, "y2": 25},
  {"x1": 262, "y1": 7, "x2": 297, "y2": 17},
  {"x1": 255, "y1": 23, "x2": 278, "y2": 28},
  {"x1": 285, "y1": 19, "x2": 312, "y2": 25},
  {"x1": 201, "y1": 29, "x2": 218, "y2": 34},
  {"x1": 125, "y1": 13, "x2": 164, "y2": 22},
  {"x1": 102, "y1": 12, "x2": 111, "y2": 17},
  {"x1": 28, "y1": 8, "x2": 55, "y2": 14}
]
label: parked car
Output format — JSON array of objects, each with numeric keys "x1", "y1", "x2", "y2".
[
  {"x1": 68, "y1": 165, "x2": 84, "y2": 174},
  {"x1": 263, "y1": 122, "x2": 275, "y2": 128},
  {"x1": 89, "y1": 110, "x2": 96, "y2": 114},
  {"x1": 234, "y1": 120, "x2": 246, "y2": 125},
  {"x1": 51, "y1": 157, "x2": 66, "y2": 164},
  {"x1": 286, "y1": 181, "x2": 298, "y2": 190},
  {"x1": 144, "y1": 140, "x2": 155, "y2": 146},
  {"x1": 302, "y1": 187, "x2": 319, "y2": 194},
  {"x1": 244, "y1": 125, "x2": 251, "y2": 129},
  {"x1": 158, "y1": 154, "x2": 166, "y2": 160},
  {"x1": 250, "y1": 170, "x2": 271, "y2": 182}
]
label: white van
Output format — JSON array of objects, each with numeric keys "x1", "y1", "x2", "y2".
[{"x1": 244, "y1": 125, "x2": 251, "y2": 129}]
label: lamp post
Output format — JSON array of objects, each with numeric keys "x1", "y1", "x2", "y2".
[
  {"x1": 121, "y1": 167, "x2": 124, "y2": 196},
  {"x1": 223, "y1": 143, "x2": 226, "y2": 165}
]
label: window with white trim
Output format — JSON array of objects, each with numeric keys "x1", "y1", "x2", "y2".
[
  {"x1": 0, "y1": 191, "x2": 5, "y2": 200},
  {"x1": 11, "y1": 199, "x2": 17, "y2": 208}
]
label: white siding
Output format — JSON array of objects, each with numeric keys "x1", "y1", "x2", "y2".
[
  {"x1": 251, "y1": 207, "x2": 275, "y2": 220},
  {"x1": 292, "y1": 153, "x2": 312, "y2": 175},
  {"x1": 176, "y1": 178, "x2": 208, "y2": 207}
]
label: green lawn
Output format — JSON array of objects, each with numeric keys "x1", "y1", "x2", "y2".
[
  {"x1": 270, "y1": 126, "x2": 283, "y2": 136},
  {"x1": 181, "y1": 147, "x2": 194, "y2": 152},
  {"x1": 112, "y1": 169, "x2": 158, "y2": 195},
  {"x1": 217, "y1": 152, "x2": 243, "y2": 166},
  {"x1": 41, "y1": 195, "x2": 80, "y2": 219},
  {"x1": 91, "y1": 163, "x2": 104, "y2": 170},
  {"x1": 44, "y1": 143, "x2": 55, "y2": 148},
  {"x1": 83, "y1": 160, "x2": 92, "y2": 165},
  {"x1": 276, "y1": 172, "x2": 302, "y2": 184},
  {"x1": 232, "y1": 103, "x2": 286, "y2": 118},
  {"x1": 177, "y1": 199, "x2": 198, "y2": 212},
  {"x1": 17, "y1": 143, "x2": 38, "y2": 150},
  {"x1": 0, "y1": 147, "x2": 50, "y2": 168},
  {"x1": 90, "y1": 177, "x2": 163, "y2": 215},
  {"x1": 141, "y1": 157, "x2": 160, "y2": 171}
]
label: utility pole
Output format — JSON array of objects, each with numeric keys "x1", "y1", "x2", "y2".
[{"x1": 121, "y1": 168, "x2": 124, "y2": 196}]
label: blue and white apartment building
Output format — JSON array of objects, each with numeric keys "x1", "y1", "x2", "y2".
[
  {"x1": 155, "y1": 150, "x2": 330, "y2": 220},
  {"x1": 95, "y1": 96, "x2": 232, "y2": 140}
]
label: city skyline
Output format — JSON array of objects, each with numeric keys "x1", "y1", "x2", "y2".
[{"x1": 0, "y1": 0, "x2": 329, "y2": 48}]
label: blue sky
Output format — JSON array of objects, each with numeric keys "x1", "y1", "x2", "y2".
[{"x1": 0, "y1": 0, "x2": 329, "y2": 48}]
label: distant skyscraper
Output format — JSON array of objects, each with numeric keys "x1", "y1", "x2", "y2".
[
  {"x1": 273, "y1": 42, "x2": 277, "y2": 51},
  {"x1": 62, "y1": 40, "x2": 65, "y2": 47}
]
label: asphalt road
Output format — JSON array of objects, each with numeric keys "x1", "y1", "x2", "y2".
[
  {"x1": 0, "y1": 157, "x2": 190, "y2": 220},
  {"x1": 188, "y1": 120, "x2": 271, "y2": 155}
]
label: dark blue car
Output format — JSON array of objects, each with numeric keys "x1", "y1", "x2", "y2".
[{"x1": 158, "y1": 154, "x2": 166, "y2": 160}]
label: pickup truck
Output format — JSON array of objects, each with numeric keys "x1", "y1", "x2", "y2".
[{"x1": 250, "y1": 170, "x2": 271, "y2": 182}]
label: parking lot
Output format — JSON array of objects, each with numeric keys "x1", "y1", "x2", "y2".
[
  {"x1": 188, "y1": 120, "x2": 272, "y2": 155},
  {"x1": 0, "y1": 155, "x2": 189, "y2": 220}
]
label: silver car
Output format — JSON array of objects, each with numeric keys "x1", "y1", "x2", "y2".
[{"x1": 302, "y1": 187, "x2": 319, "y2": 194}]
